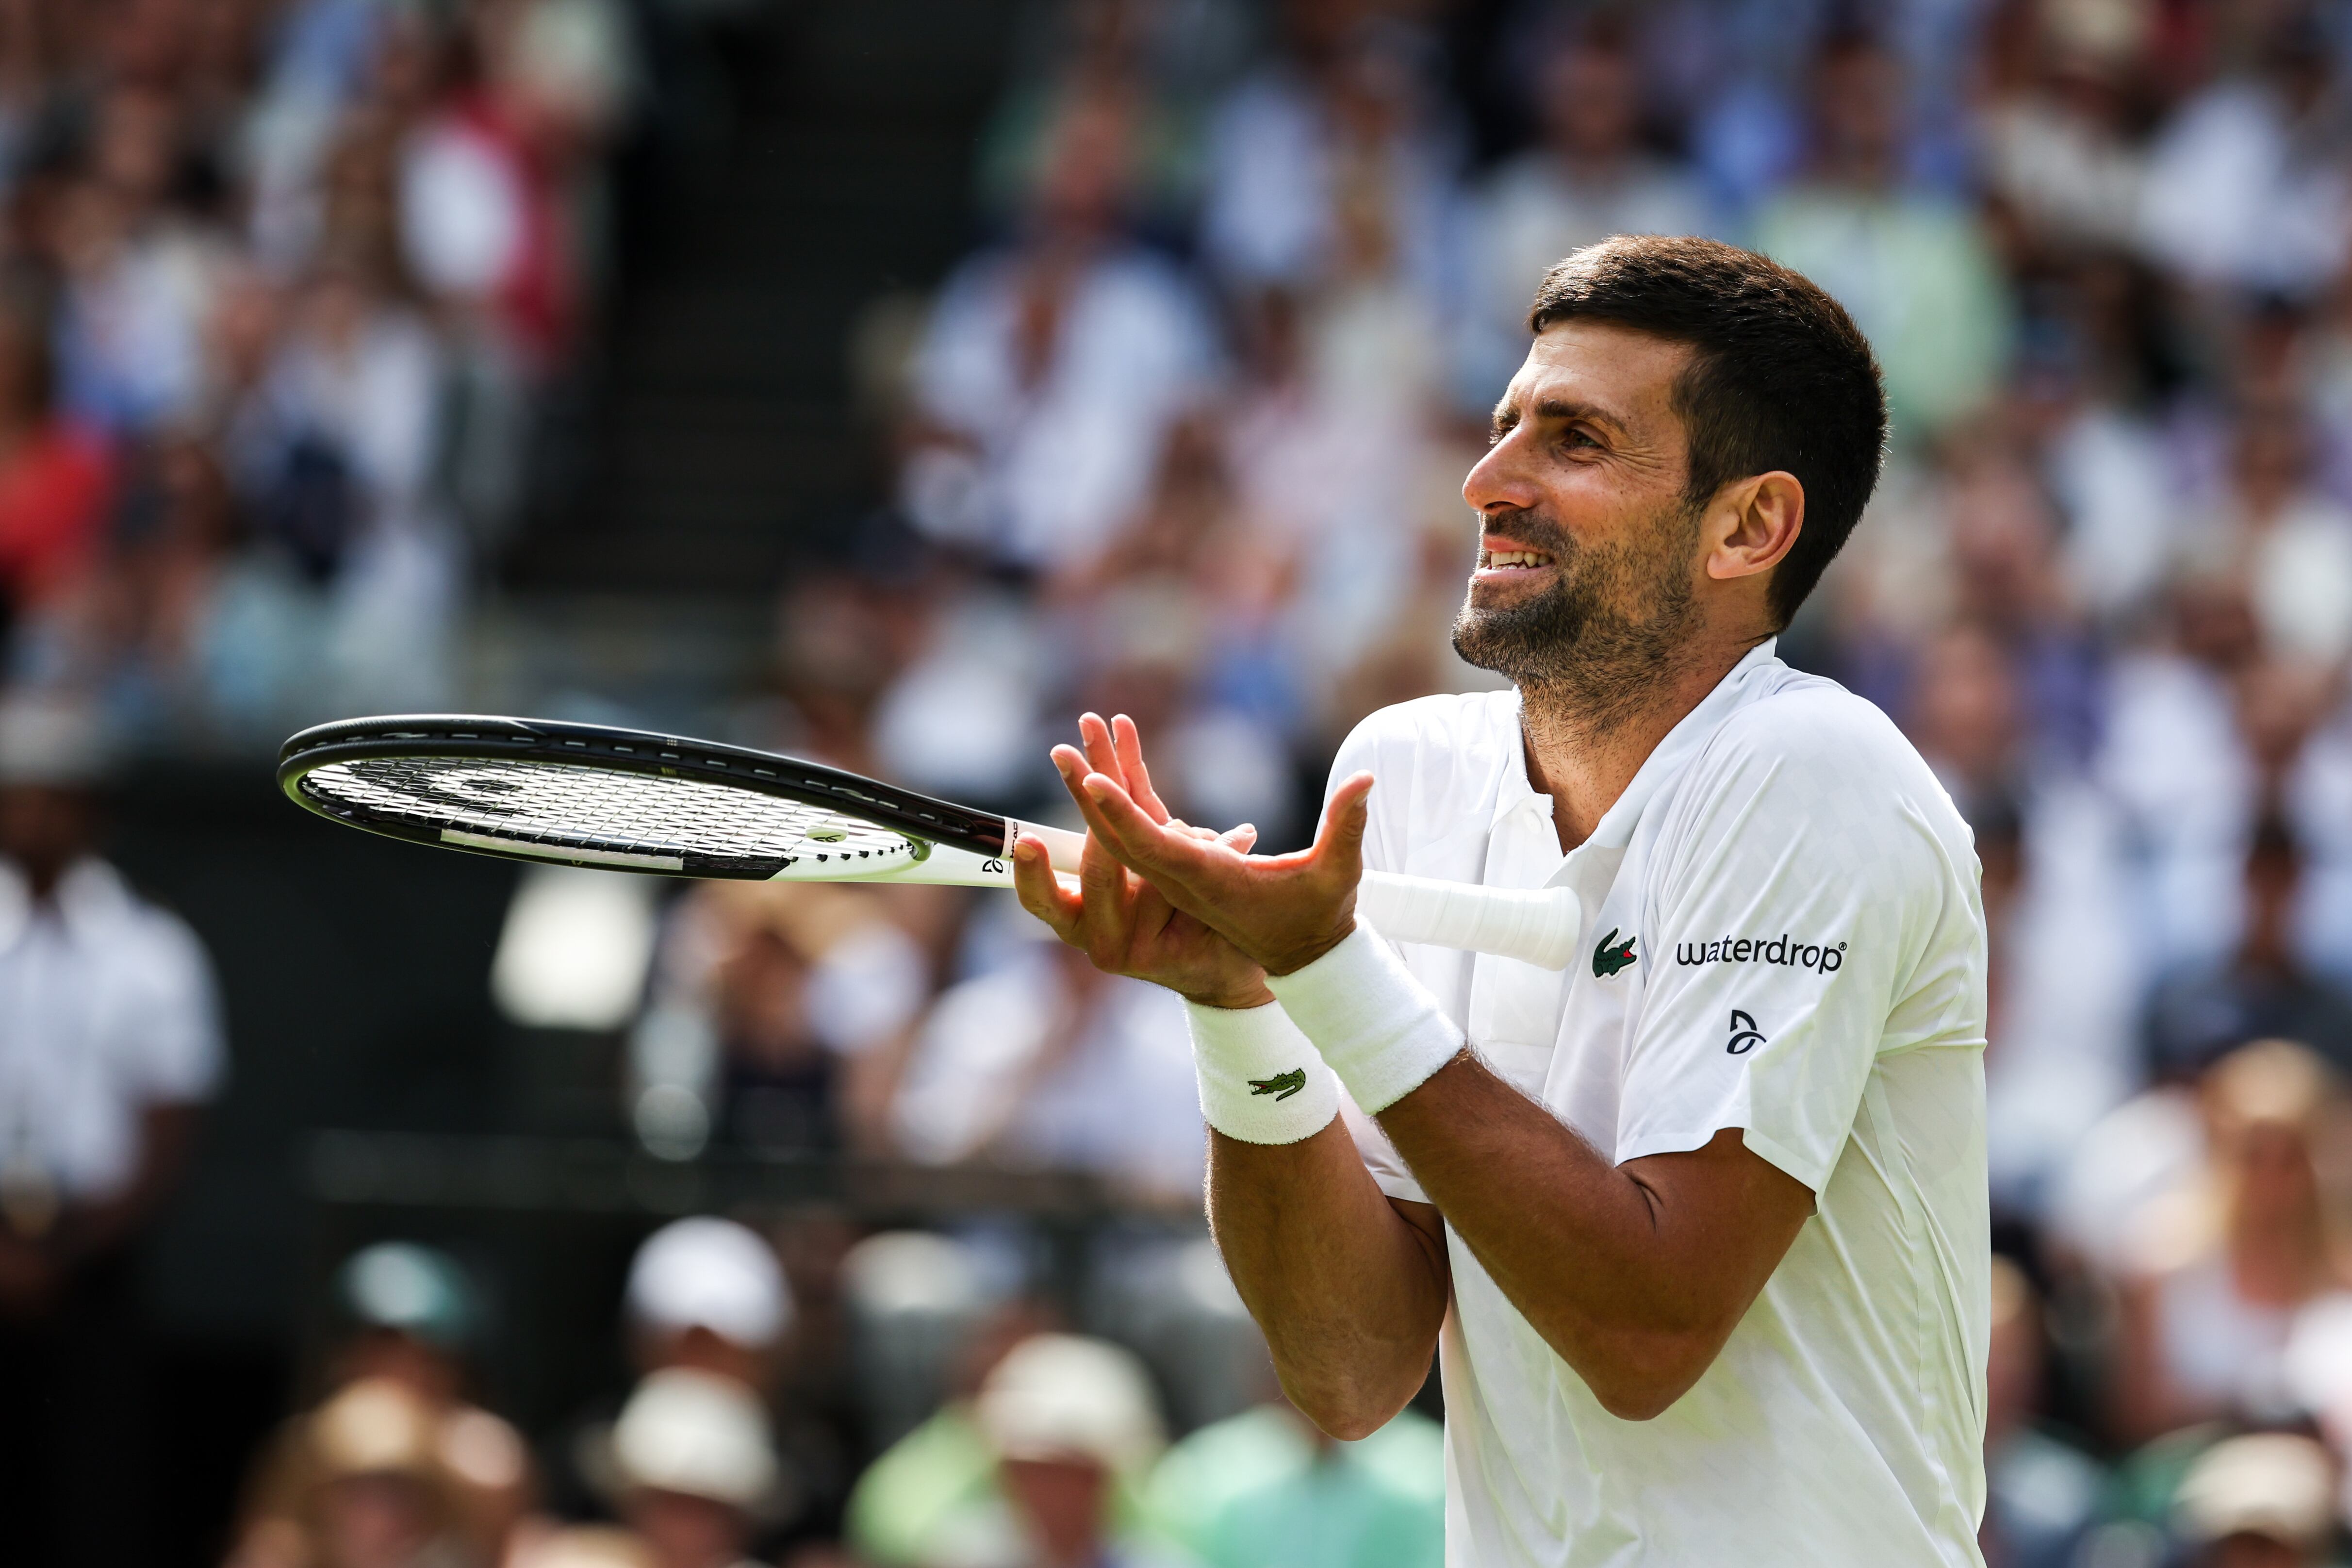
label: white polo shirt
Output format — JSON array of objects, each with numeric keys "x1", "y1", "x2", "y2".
[{"x1": 1333, "y1": 640, "x2": 1990, "y2": 1568}]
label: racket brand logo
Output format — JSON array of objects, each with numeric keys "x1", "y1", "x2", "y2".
[
  {"x1": 1250, "y1": 1068, "x2": 1308, "y2": 1102},
  {"x1": 1592, "y1": 929, "x2": 1638, "y2": 978},
  {"x1": 1676, "y1": 935, "x2": 1848, "y2": 974}
]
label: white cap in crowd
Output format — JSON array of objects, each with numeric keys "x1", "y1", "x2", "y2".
[
  {"x1": 0, "y1": 693, "x2": 110, "y2": 787},
  {"x1": 625, "y1": 1217, "x2": 792, "y2": 1350},
  {"x1": 609, "y1": 1367, "x2": 784, "y2": 1515},
  {"x1": 2172, "y1": 1432, "x2": 2336, "y2": 1555},
  {"x1": 975, "y1": 1333, "x2": 1166, "y2": 1476}
]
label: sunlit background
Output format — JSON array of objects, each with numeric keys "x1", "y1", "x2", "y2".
[{"x1": 6, "y1": 0, "x2": 2352, "y2": 1565}]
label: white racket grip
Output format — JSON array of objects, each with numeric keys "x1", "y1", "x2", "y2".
[
  {"x1": 1356, "y1": 871, "x2": 1583, "y2": 971},
  {"x1": 1013, "y1": 821, "x2": 1088, "y2": 872},
  {"x1": 1011, "y1": 823, "x2": 1583, "y2": 971}
]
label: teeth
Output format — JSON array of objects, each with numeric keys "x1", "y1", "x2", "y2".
[{"x1": 1484, "y1": 550, "x2": 1552, "y2": 568}]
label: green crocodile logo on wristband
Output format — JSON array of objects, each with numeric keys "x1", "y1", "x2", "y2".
[{"x1": 1249, "y1": 1068, "x2": 1308, "y2": 1101}]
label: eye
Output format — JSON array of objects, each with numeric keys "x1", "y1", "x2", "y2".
[{"x1": 1560, "y1": 427, "x2": 1600, "y2": 452}]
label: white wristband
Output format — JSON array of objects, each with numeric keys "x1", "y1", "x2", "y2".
[
  {"x1": 1264, "y1": 925, "x2": 1464, "y2": 1113},
  {"x1": 1185, "y1": 999, "x2": 1341, "y2": 1145}
]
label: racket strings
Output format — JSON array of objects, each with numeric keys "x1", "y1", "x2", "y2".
[{"x1": 297, "y1": 756, "x2": 919, "y2": 870}]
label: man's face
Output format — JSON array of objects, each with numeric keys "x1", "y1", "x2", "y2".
[{"x1": 1454, "y1": 322, "x2": 1708, "y2": 687}]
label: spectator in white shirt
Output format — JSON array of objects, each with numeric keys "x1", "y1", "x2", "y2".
[
  {"x1": 900, "y1": 89, "x2": 1218, "y2": 573},
  {"x1": 0, "y1": 691, "x2": 225, "y2": 1567},
  {"x1": 891, "y1": 924, "x2": 1203, "y2": 1202}
]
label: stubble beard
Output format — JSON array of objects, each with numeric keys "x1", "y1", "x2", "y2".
[{"x1": 1449, "y1": 495, "x2": 1707, "y2": 738}]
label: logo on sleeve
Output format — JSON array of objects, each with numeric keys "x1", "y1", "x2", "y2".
[
  {"x1": 1249, "y1": 1068, "x2": 1307, "y2": 1101},
  {"x1": 1727, "y1": 1009, "x2": 1765, "y2": 1055},
  {"x1": 1592, "y1": 928, "x2": 1638, "y2": 978},
  {"x1": 1675, "y1": 934, "x2": 1848, "y2": 974}
]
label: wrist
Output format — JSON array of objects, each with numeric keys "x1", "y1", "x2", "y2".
[
  {"x1": 1179, "y1": 978, "x2": 1277, "y2": 1011},
  {"x1": 1263, "y1": 925, "x2": 1464, "y2": 1114},
  {"x1": 1256, "y1": 903, "x2": 1360, "y2": 979},
  {"x1": 1186, "y1": 998, "x2": 1340, "y2": 1146}
]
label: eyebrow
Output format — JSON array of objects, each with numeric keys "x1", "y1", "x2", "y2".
[{"x1": 1489, "y1": 395, "x2": 1630, "y2": 442}]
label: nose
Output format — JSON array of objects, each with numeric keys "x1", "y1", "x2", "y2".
[{"x1": 1463, "y1": 427, "x2": 1541, "y2": 517}]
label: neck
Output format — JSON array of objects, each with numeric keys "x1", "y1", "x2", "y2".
[{"x1": 1516, "y1": 632, "x2": 1762, "y2": 851}]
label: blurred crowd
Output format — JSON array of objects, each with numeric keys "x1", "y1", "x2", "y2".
[
  {"x1": 16, "y1": 0, "x2": 2352, "y2": 1564},
  {"x1": 0, "y1": 0, "x2": 632, "y2": 751}
]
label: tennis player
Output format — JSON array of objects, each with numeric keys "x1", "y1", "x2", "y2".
[{"x1": 1013, "y1": 234, "x2": 1989, "y2": 1566}]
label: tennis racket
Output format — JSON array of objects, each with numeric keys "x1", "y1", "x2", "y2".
[{"x1": 278, "y1": 715, "x2": 1585, "y2": 969}]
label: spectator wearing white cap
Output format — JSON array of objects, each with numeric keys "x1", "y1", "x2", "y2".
[
  {"x1": 625, "y1": 1216, "x2": 795, "y2": 1389},
  {"x1": 0, "y1": 690, "x2": 224, "y2": 1566},
  {"x1": 2171, "y1": 1432, "x2": 2339, "y2": 1568},
  {"x1": 912, "y1": 1332, "x2": 1194, "y2": 1568},
  {"x1": 602, "y1": 1367, "x2": 790, "y2": 1568}
]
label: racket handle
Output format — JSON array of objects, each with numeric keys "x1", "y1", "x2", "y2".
[
  {"x1": 1009, "y1": 823, "x2": 1581, "y2": 971},
  {"x1": 1012, "y1": 821, "x2": 1088, "y2": 874},
  {"x1": 1357, "y1": 871, "x2": 1583, "y2": 971}
]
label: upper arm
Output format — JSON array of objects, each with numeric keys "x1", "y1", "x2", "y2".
[
  {"x1": 1389, "y1": 1195, "x2": 1453, "y2": 1297},
  {"x1": 1619, "y1": 1127, "x2": 1813, "y2": 1341}
]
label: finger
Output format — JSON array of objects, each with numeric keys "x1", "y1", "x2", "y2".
[
  {"x1": 1110, "y1": 713, "x2": 1173, "y2": 823},
  {"x1": 1219, "y1": 823, "x2": 1259, "y2": 854},
  {"x1": 1011, "y1": 832, "x2": 1084, "y2": 945},
  {"x1": 1080, "y1": 712, "x2": 1169, "y2": 826},
  {"x1": 1071, "y1": 772, "x2": 1263, "y2": 942},
  {"x1": 1075, "y1": 821, "x2": 1140, "y2": 967}
]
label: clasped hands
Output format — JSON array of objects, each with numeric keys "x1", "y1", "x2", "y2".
[{"x1": 1010, "y1": 712, "x2": 1374, "y2": 1009}]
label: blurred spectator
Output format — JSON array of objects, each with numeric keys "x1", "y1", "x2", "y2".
[
  {"x1": 0, "y1": 279, "x2": 114, "y2": 620},
  {"x1": 2174, "y1": 404, "x2": 2352, "y2": 671},
  {"x1": 844, "y1": 1265, "x2": 1058, "y2": 1562},
  {"x1": 1461, "y1": 20, "x2": 1711, "y2": 403},
  {"x1": 1977, "y1": 1, "x2": 2149, "y2": 258},
  {"x1": 628, "y1": 1215, "x2": 794, "y2": 1381},
  {"x1": 628, "y1": 882, "x2": 929, "y2": 1160},
  {"x1": 900, "y1": 90, "x2": 1217, "y2": 572},
  {"x1": 1196, "y1": 2, "x2": 1460, "y2": 312},
  {"x1": 2111, "y1": 1041, "x2": 2350, "y2": 1444},
  {"x1": 1149, "y1": 1398, "x2": 1443, "y2": 1568},
  {"x1": 227, "y1": 1242, "x2": 532, "y2": 1568},
  {"x1": 2145, "y1": 821, "x2": 2352, "y2": 1081},
  {"x1": 228, "y1": 1378, "x2": 499, "y2": 1568},
  {"x1": 1979, "y1": 1257, "x2": 2105, "y2": 1568},
  {"x1": 595, "y1": 1367, "x2": 789, "y2": 1568},
  {"x1": 51, "y1": 82, "x2": 234, "y2": 437},
  {"x1": 1751, "y1": 29, "x2": 2012, "y2": 441},
  {"x1": 902, "y1": 1331, "x2": 1184, "y2": 1568},
  {"x1": 2138, "y1": 19, "x2": 2352, "y2": 301},
  {"x1": 0, "y1": 689, "x2": 222, "y2": 1567},
  {"x1": 2170, "y1": 1431, "x2": 2339, "y2": 1568},
  {"x1": 889, "y1": 927, "x2": 1203, "y2": 1202}
]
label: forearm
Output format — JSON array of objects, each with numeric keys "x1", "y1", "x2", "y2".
[
  {"x1": 1207, "y1": 1120, "x2": 1448, "y2": 1438},
  {"x1": 1378, "y1": 1058, "x2": 1736, "y2": 1417}
]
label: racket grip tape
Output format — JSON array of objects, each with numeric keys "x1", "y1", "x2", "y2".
[{"x1": 1356, "y1": 872, "x2": 1583, "y2": 971}]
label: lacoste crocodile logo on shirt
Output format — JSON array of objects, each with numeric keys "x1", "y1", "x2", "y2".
[
  {"x1": 1592, "y1": 928, "x2": 1638, "y2": 977},
  {"x1": 1249, "y1": 1068, "x2": 1307, "y2": 1101}
]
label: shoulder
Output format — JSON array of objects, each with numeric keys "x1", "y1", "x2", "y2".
[
  {"x1": 1334, "y1": 690, "x2": 1520, "y2": 790},
  {"x1": 1671, "y1": 676, "x2": 1968, "y2": 872}
]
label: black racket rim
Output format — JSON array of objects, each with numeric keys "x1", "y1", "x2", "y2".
[{"x1": 276, "y1": 713, "x2": 1012, "y2": 875}]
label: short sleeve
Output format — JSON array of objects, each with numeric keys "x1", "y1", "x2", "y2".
[{"x1": 1615, "y1": 717, "x2": 1941, "y2": 1192}]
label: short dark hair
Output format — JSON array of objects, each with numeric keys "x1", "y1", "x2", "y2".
[{"x1": 1526, "y1": 235, "x2": 1886, "y2": 628}]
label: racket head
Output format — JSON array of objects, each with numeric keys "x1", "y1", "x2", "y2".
[{"x1": 277, "y1": 714, "x2": 1011, "y2": 881}]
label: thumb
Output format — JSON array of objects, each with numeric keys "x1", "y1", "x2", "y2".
[{"x1": 1310, "y1": 772, "x2": 1373, "y2": 887}]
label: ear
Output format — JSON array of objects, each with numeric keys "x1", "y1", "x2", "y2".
[{"x1": 1704, "y1": 471, "x2": 1804, "y2": 584}]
